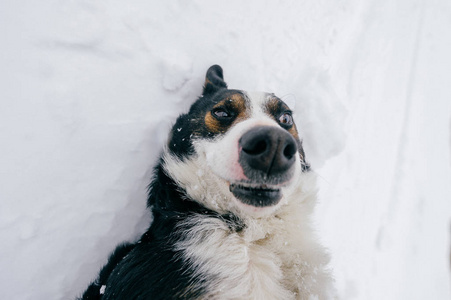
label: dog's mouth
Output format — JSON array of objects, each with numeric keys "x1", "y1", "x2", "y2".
[{"x1": 229, "y1": 183, "x2": 282, "y2": 207}]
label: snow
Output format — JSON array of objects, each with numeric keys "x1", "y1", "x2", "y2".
[{"x1": 1, "y1": 1, "x2": 450, "y2": 299}]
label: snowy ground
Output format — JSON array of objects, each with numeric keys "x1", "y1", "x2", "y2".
[{"x1": 1, "y1": 1, "x2": 450, "y2": 299}]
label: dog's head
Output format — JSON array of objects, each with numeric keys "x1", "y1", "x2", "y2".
[{"x1": 163, "y1": 65, "x2": 309, "y2": 218}]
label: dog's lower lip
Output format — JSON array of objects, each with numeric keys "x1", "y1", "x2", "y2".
[
  {"x1": 229, "y1": 183, "x2": 282, "y2": 207},
  {"x1": 231, "y1": 184, "x2": 278, "y2": 192}
]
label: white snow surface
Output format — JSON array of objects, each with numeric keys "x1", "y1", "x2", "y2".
[{"x1": 1, "y1": 1, "x2": 450, "y2": 299}]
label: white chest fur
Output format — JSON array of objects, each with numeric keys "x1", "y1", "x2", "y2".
[{"x1": 173, "y1": 179, "x2": 335, "y2": 300}]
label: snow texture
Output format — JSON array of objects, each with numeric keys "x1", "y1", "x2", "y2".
[{"x1": 1, "y1": 1, "x2": 450, "y2": 299}]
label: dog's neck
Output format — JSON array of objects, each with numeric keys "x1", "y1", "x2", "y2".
[{"x1": 147, "y1": 162, "x2": 246, "y2": 233}]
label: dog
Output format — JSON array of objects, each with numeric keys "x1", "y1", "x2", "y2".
[{"x1": 80, "y1": 65, "x2": 334, "y2": 300}]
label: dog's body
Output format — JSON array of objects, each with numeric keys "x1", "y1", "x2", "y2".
[{"x1": 81, "y1": 65, "x2": 334, "y2": 300}]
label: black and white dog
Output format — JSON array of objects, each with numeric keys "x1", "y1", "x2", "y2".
[{"x1": 81, "y1": 65, "x2": 334, "y2": 300}]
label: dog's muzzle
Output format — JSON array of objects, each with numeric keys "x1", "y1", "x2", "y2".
[{"x1": 230, "y1": 126, "x2": 297, "y2": 207}]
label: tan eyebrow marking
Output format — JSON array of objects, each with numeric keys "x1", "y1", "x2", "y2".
[{"x1": 265, "y1": 97, "x2": 280, "y2": 115}]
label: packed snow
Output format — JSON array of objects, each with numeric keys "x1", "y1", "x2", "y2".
[{"x1": 1, "y1": 1, "x2": 450, "y2": 299}]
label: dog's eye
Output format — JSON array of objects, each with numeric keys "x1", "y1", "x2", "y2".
[
  {"x1": 212, "y1": 108, "x2": 231, "y2": 119},
  {"x1": 278, "y1": 112, "x2": 293, "y2": 126}
]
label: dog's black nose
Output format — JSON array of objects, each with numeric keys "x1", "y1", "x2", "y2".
[{"x1": 239, "y1": 126, "x2": 297, "y2": 177}]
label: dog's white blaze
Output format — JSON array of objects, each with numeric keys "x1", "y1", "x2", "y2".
[
  {"x1": 244, "y1": 91, "x2": 271, "y2": 119},
  {"x1": 162, "y1": 91, "x2": 335, "y2": 299}
]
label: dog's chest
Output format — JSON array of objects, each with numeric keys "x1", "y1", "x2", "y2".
[{"x1": 176, "y1": 216, "x2": 302, "y2": 300}]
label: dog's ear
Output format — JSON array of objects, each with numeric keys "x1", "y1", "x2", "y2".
[{"x1": 203, "y1": 65, "x2": 227, "y2": 95}]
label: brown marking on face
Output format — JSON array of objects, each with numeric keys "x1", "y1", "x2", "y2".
[
  {"x1": 298, "y1": 142, "x2": 304, "y2": 161},
  {"x1": 288, "y1": 123, "x2": 300, "y2": 141},
  {"x1": 204, "y1": 113, "x2": 223, "y2": 133},
  {"x1": 265, "y1": 97, "x2": 280, "y2": 116},
  {"x1": 264, "y1": 97, "x2": 300, "y2": 140},
  {"x1": 204, "y1": 93, "x2": 250, "y2": 134}
]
